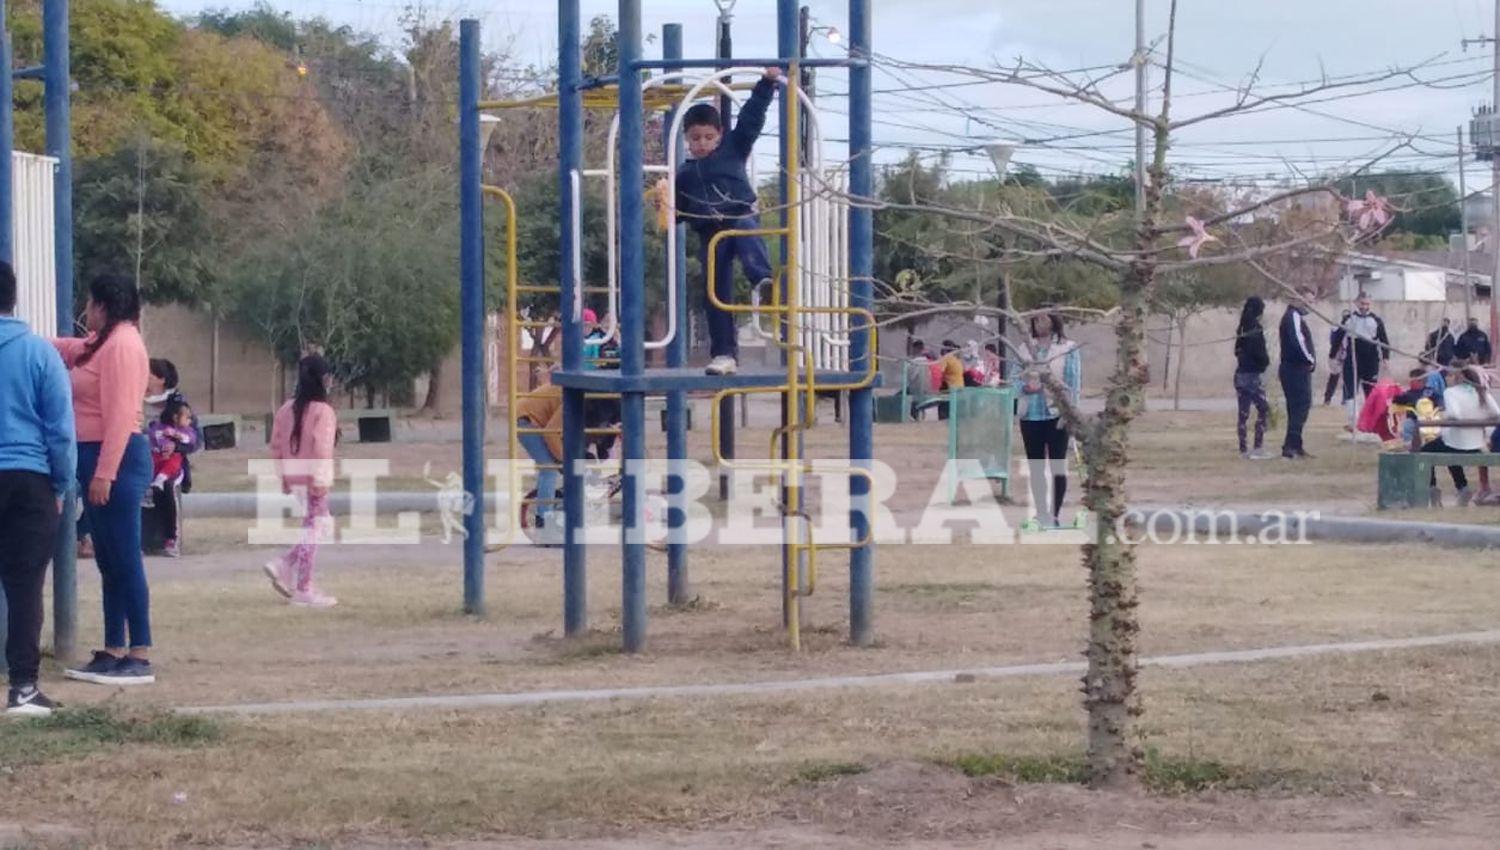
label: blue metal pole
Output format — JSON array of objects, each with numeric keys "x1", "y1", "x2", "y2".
[
  {"x1": 847, "y1": 0, "x2": 875, "y2": 647},
  {"x1": 0, "y1": 21, "x2": 13, "y2": 666},
  {"x1": 1, "y1": 29, "x2": 14, "y2": 266},
  {"x1": 662, "y1": 22, "x2": 691, "y2": 606},
  {"x1": 44, "y1": 0, "x2": 77, "y2": 663},
  {"x1": 617, "y1": 0, "x2": 648, "y2": 653},
  {"x1": 559, "y1": 0, "x2": 588, "y2": 637},
  {"x1": 459, "y1": 20, "x2": 487, "y2": 616}
]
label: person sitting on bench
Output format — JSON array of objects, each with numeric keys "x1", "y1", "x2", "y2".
[{"x1": 1420, "y1": 363, "x2": 1500, "y2": 507}]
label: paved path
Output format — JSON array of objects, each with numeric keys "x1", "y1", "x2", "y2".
[{"x1": 181, "y1": 628, "x2": 1500, "y2": 716}]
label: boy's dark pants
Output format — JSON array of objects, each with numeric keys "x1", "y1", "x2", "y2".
[
  {"x1": 0, "y1": 471, "x2": 60, "y2": 686},
  {"x1": 697, "y1": 217, "x2": 774, "y2": 359}
]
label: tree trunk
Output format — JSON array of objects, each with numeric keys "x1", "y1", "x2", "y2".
[
  {"x1": 1081, "y1": 262, "x2": 1148, "y2": 791},
  {"x1": 1172, "y1": 314, "x2": 1189, "y2": 411},
  {"x1": 422, "y1": 359, "x2": 443, "y2": 413},
  {"x1": 1160, "y1": 317, "x2": 1173, "y2": 392}
]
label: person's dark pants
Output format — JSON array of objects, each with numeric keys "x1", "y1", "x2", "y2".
[
  {"x1": 1019, "y1": 417, "x2": 1070, "y2": 523},
  {"x1": 1342, "y1": 356, "x2": 1380, "y2": 402},
  {"x1": 78, "y1": 436, "x2": 153, "y2": 650},
  {"x1": 1279, "y1": 364, "x2": 1312, "y2": 455},
  {"x1": 1234, "y1": 371, "x2": 1270, "y2": 453},
  {"x1": 1423, "y1": 438, "x2": 1478, "y2": 489},
  {"x1": 0, "y1": 471, "x2": 60, "y2": 686},
  {"x1": 142, "y1": 481, "x2": 182, "y2": 552},
  {"x1": 697, "y1": 217, "x2": 774, "y2": 360}
]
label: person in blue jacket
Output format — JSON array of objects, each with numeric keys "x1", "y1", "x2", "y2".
[
  {"x1": 669, "y1": 67, "x2": 782, "y2": 377},
  {"x1": 0, "y1": 261, "x2": 76, "y2": 716}
]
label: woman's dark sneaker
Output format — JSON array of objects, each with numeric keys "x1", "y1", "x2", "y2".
[
  {"x1": 6, "y1": 684, "x2": 58, "y2": 717},
  {"x1": 64, "y1": 650, "x2": 122, "y2": 684},
  {"x1": 98, "y1": 657, "x2": 156, "y2": 686}
]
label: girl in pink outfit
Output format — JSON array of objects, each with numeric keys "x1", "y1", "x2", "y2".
[{"x1": 266, "y1": 355, "x2": 339, "y2": 608}]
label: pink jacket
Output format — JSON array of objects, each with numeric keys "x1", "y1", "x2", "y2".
[
  {"x1": 53, "y1": 324, "x2": 149, "y2": 482},
  {"x1": 270, "y1": 400, "x2": 337, "y2": 488}
]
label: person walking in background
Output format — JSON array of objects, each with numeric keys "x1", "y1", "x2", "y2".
[
  {"x1": 1323, "y1": 309, "x2": 1350, "y2": 405},
  {"x1": 1457, "y1": 316, "x2": 1493, "y2": 366},
  {"x1": 1233, "y1": 296, "x2": 1272, "y2": 459},
  {"x1": 53, "y1": 275, "x2": 155, "y2": 687},
  {"x1": 1426, "y1": 318, "x2": 1458, "y2": 367},
  {"x1": 1279, "y1": 289, "x2": 1318, "y2": 459},
  {"x1": 0, "y1": 262, "x2": 75, "y2": 716},
  {"x1": 267, "y1": 354, "x2": 340, "y2": 609},
  {"x1": 1010, "y1": 313, "x2": 1082, "y2": 528}
]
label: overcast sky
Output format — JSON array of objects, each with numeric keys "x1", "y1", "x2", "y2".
[{"x1": 156, "y1": 0, "x2": 1498, "y2": 188}]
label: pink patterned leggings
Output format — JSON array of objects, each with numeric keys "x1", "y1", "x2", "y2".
[{"x1": 278, "y1": 490, "x2": 330, "y2": 593}]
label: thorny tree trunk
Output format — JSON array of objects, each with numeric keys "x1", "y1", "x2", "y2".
[{"x1": 1080, "y1": 125, "x2": 1174, "y2": 795}]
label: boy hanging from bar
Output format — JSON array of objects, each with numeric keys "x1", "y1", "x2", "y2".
[{"x1": 653, "y1": 67, "x2": 781, "y2": 376}]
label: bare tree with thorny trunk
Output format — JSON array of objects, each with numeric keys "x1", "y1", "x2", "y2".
[{"x1": 854, "y1": 0, "x2": 1435, "y2": 789}]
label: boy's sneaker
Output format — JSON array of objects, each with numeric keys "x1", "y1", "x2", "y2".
[
  {"x1": 96, "y1": 657, "x2": 156, "y2": 686},
  {"x1": 705, "y1": 356, "x2": 737, "y2": 376},
  {"x1": 1247, "y1": 448, "x2": 1274, "y2": 460},
  {"x1": 290, "y1": 589, "x2": 338, "y2": 609},
  {"x1": 64, "y1": 650, "x2": 123, "y2": 684},
  {"x1": 1458, "y1": 486, "x2": 1476, "y2": 507},
  {"x1": 6, "y1": 684, "x2": 58, "y2": 717},
  {"x1": 263, "y1": 560, "x2": 293, "y2": 598},
  {"x1": 162, "y1": 539, "x2": 180, "y2": 558},
  {"x1": 1430, "y1": 486, "x2": 1444, "y2": 508}
]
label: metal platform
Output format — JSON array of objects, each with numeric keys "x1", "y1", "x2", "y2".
[{"x1": 550, "y1": 367, "x2": 880, "y2": 394}]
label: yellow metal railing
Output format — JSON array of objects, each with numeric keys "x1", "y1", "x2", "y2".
[{"x1": 700, "y1": 71, "x2": 878, "y2": 651}]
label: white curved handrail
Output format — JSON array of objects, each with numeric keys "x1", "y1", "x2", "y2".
[
  {"x1": 607, "y1": 72, "x2": 743, "y2": 352},
  {"x1": 661, "y1": 68, "x2": 826, "y2": 356}
]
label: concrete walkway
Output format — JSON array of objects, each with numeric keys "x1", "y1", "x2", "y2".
[{"x1": 181, "y1": 628, "x2": 1500, "y2": 717}]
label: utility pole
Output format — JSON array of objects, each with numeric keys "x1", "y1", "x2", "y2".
[
  {"x1": 1463, "y1": 7, "x2": 1500, "y2": 350},
  {"x1": 1133, "y1": 0, "x2": 1147, "y2": 218},
  {"x1": 1460, "y1": 126, "x2": 1474, "y2": 323}
]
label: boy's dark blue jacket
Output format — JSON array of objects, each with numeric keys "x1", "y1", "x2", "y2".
[{"x1": 675, "y1": 77, "x2": 777, "y2": 235}]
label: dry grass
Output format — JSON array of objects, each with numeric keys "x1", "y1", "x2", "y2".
[
  {"x1": 44, "y1": 537, "x2": 1500, "y2": 708},
  {"x1": 14, "y1": 408, "x2": 1500, "y2": 847},
  {"x1": 9, "y1": 647, "x2": 1500, "y2": 847},
  {"x1": 187, "y1": 406, "x2": 1381, "y2": 510}
]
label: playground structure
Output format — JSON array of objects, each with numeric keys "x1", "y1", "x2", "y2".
[
  {"x1": 458, "y1": 0, "x2": 877, "y2": 652},
  {"x1": 0, "y1": 0, "x2": 76, "y2": 663}
]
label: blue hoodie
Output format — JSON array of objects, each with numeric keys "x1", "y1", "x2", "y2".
[
  {"x1": 674, "y1": 76, "x2": 777, "y2": 235},
  {"x1": 0, "y1": 315, "x2": 76, "y2": 495}
]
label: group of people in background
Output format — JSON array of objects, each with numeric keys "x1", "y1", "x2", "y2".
[
  {"x1": 1, "y1": 266, "x2": 342, "y2": 717},
  {"x1": 1234, "y1": 288, "x2": 1499, "y2": 504}
]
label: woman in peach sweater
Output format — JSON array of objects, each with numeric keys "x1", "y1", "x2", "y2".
[
  {"x1": 266, "y1": 354, "x2": 339, "y2": 608},
  {"x1": 53, "y1": 275, "x2": 155, "y2": 687}
]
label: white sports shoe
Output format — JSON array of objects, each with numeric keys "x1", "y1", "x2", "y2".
[{"x1": 705, "y1": 356, "x2": 738, "y2": 376}]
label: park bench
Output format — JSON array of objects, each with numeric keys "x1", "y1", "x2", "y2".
[
  {"x1": 338, "y1": 408, "x2": 396, "y2": 443},
  {"x1": 1377, "y1": 418, "x2": 1500, "y2": 509},
  {"x1": 197, "y1": 414, "x2": 241, "y2": 451}
]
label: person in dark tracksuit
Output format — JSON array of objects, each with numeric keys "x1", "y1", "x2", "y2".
[
  {"x1": 1278, "y1": 291, "x2": 1318, "y2": 459},
  {"x1": 1329, "y1": 292, "x2": 1390, "y2": 414},
  {"x1": 668, "y1": 67, "x2": 783, "y2": 377},
  {"x1": 0, "y1": 261, "x2": 76, "y2": 716},
  {"x1": 1233, "y1": 296, "x2": 1272, "y2": 459}
]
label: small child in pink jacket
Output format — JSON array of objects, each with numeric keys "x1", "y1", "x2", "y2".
[{"x1": 265, "y1": 355, "x2": 339, "y2": 608}]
